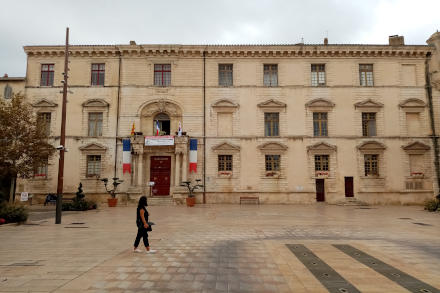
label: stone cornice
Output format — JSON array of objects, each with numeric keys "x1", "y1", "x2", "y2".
[{"x1": 23, "y1": 44, "x2": 434, "y2": 58}]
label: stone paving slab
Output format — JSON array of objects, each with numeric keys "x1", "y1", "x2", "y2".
[{"x1": 0, "y1": 204, "x2": 439, "y2": 292}]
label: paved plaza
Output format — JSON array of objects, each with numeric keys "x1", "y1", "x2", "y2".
[{"x1": 0, "y1": 203, "x2": 439, "y2": 292}]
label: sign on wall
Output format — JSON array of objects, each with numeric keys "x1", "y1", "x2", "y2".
[{"x1": 145, "y1": 136, "x2": 175, "y2": 146}]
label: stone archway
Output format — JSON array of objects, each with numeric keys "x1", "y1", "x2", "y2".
[{"x1": 139, "y1": 99, "x2": 183, "y2": 136}]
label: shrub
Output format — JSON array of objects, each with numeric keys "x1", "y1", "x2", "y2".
[
  {"x1": 424, "y1": 199, "x2": 439, "y2": 212},
  {"x1": 62, "y1": 199, "x2": 97, "y2": 211},
  {"x1": 0, "y1": 202, "x2": 28, "y2": 223}
]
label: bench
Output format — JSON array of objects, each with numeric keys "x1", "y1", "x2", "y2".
[
  {"x1": 240, "y1": 196, "x2": 260, "y2": 205},
  {"x1": 44, "y1": 194, "x2": 75, "y2": 206}
]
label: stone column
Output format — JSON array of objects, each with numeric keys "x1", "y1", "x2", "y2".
[
  {"x1": 182, "y1": 153, "x2": 187, "y2": 182},
  {"x1": 137, "y1": 154, "x2": 143, "y2": 187},
  {"x1": 175, "y1": 153, "x2": 181, "y2": 186}
]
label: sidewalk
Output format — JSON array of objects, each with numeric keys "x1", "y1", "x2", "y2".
[{"x1": 0, "y1": 204, "x2": 439, "y2": 292}]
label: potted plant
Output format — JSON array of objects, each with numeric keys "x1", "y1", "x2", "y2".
[
  {"x1": 100, "y1": 177, "x2": 124, "y2": 207},
  {"x1": 181, "y1": 179, "x2": 203, "y2": 207}
]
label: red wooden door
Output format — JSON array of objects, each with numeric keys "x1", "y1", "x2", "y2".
[
  {"x1": 345, "y1": 177, "x2": 354, "y2": 197},
  {"x1": 150, "y1": 156, "x2": 171, "y2": 196},
  {"x1": 316, "y1": 179, "x2": 325, "y2": 202}
]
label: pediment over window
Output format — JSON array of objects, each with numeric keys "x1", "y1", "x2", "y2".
[
  {"x1": 354, "y1": 99, "x2": 383, "y2": 109},
  {"x1": 305, "y1": 98, "x2": 335, "y2": 108},
  {"x1": 32, "y1": 99, "x2": 58, "y2": 108},
  {"x1": 82, "y1": 99, "x2": 109, "y2": 108},
  {"x1": 212, "y1": 142, "x2": 240, "y2": 151},
  {"x1": 357, "y1": 141, "x2": 386, "y2": 151},
  {"x1": 258, "y1": 142, "x2": 288, "y2": 151},
  {"x1": 307, "y1": 142, "x2": 337, "y2": 151},
  {"x1": 402, "y1": 141, "x2": 430, "y2": 151},
  {"x1": 211, "y1": 99, "x2": 239, "y2": 109},
  {"x1": 399, "y1": 98, "x2": 426, "y2": 108},
  {"x1": 79, "y1": 143, "x2": 107, "y2": 152},
  {"x1": 257, "y1": 99, "x2": 286, "y2": 109}
]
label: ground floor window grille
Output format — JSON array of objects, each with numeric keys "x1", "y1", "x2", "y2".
[
  {"x1": 87, "y1": 155, "x2": 101, "y2": 177},
  {"x1": 364, "y1": 154, "x2": 378, "y2": 176},
  {"x1": 265, "y1": 155, "x2": 280, "y2": 171}
]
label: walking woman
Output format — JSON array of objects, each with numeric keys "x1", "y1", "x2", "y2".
[{"x1": 133, "y1": 196, "x2": 156, "y2": 254}]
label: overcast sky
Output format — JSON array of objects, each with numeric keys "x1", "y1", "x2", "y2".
[{"x1": 1, "y1": 0, "x2": 439, "y2": 76}]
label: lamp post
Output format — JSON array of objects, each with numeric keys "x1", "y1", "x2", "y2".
[{"x1": 55, "y1": 27, "x2": 69, "y2": 224}]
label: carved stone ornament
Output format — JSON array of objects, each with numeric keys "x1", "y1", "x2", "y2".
[
  {"x1": 82, "y1": 99, "x2": 109, "y2": 108},
  {"x1": 257, "y1": 99, "x2": 286, "y2": 109},
  {"x1": 140, "y1": 99, "x2": 182, "y2": 117},
  {"x1": 398, "y1": 98, "x2": 426, "y2": 109},
  {"x1": 257, "y1": 142, "x2": 288, "y2": 152},
  {"x1": 357, "y1": 141, "x2": 386, "y2": 151},
  {"x1": 79, "y1": 143, "x2": 108, "y2": 152},
  {"x1": 402, "y1": 141, "x2": 430, "y2": 151},
  {"x1": 212, "y1": 142, "x2": 241, "y2": 151},
  {"x1": 305, "y1": 98, "x2": 335, "y2": 108},
  {"x1": 307, "y1": 142, "x2": 337, "y2": 152},
  {"x1": 354, "y1": 99, "x2": 384, "y2": 109},
  {"x1": 32, "y1": 99, "x2": 58, "y2": 108}
]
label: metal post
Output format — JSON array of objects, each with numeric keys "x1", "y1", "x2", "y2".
[{"x1": 55, "y1": 27, "x2": 69, "y2": 224}]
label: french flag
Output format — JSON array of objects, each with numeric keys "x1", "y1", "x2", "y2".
[
  {"x1": 122, "y1": 138, "x2": 131, "y2": 174},
  {"x1": 155, "y1": 120, "x2": 160, "y2": 136},
  {"x1": 189, "y1": 139, "x2": 197, "y2": 173}
]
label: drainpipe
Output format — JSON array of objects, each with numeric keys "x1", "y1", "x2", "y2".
[
  {"x1": 425, "y1": 52, "x2": 440, "y2": 195},
  {"x1": 114, "y1": 49, "x2": 122, "y2": 177},
  {"x1": 203, "y1": 49, "x2": 206, "y2": 204}
]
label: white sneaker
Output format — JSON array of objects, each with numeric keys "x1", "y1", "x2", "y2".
[
  {"x1": 133, "y1": 248, "x2": 143, "y2": 253},
  {"x1": 147, "y1": 249, "x2": 157, "y2": 254}
]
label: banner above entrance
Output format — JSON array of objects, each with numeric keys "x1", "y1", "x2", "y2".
[{"x1": 145, "y1": 135, "x2": 175, "y2": 146}]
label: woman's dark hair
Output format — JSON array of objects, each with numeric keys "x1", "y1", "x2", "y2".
[{"x1": 138, "y1": 196, "x2": 148, "y2": 208}]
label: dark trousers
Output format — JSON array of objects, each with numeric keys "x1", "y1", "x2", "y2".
[{"x1": 134, "y1": 227, "x2": 149, "y2": 248}]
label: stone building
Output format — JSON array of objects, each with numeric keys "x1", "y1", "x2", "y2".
[{"x1": 10, "y1": 32, "x2": 440, "y2": 204}]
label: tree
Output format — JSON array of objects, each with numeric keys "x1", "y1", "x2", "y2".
[{"x1": 0, "y1": 93, "x2": 55, "y2": 202}]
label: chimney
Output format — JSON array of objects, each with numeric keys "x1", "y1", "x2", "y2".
[
  {"x1": 389, "y1": 35, "x2": 404, "y2": 46},
  {"x1": 324, "y1": 38, "x2": 328, "y2": 45},
  {"x1": 129, "y1": 40, "x2": 136, "y2": 45}
]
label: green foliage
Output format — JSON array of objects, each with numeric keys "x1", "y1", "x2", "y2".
[
  {"x1": 0, "y1": 93, "x2": 55, "y2": 179},
  {"x1": 0, "y1": 202, "x2": 28, "y2": 223},
  {"x1": 62, "y1": 199, "x2": 97, "y2": 211},
  {"x1": 424, "y1": 199, "x2": 439, "y2": 212}
]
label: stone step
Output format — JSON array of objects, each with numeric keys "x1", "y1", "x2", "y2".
[
  {"x1": 333, "y1": 197, "x2": 369, "y2": 206},
  {"x1": 147, "y1": 197, "x2": 175, "y2": 206}
]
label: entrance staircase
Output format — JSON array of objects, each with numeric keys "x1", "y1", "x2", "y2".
[
  {"x1": 334, "y1": 197, "x2": 369, "y2": 206},
  {"x1": 147, "y1": 196, "x2": 175, "y2": 206}
]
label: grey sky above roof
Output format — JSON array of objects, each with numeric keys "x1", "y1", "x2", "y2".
[{"x1": 1, "y1": 0, "x2": 439, "y2": 76}]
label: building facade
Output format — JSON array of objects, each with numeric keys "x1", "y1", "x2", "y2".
[{"x1": 12, "y1": 32, "x2": 440, "y2": 204}]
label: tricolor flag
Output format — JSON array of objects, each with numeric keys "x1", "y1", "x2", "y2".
[
  {"x1": 178, "y1": 121, "x2": 182, "y2": 137},
  {"x1": 130, "y1": 122, "x2": 135, "y2": 136},
  {"x1": 189, "y1": 139, "x2": 197, "y2": 173},
  {"x1": 122, "y1": 139, "x2": 131, "y2": 174},
  {"x1": 155, "y1": 120, "x2": 160, "y2": 136}
]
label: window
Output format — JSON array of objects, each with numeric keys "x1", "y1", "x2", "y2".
[
  {"x1": 34, "y1": 157, "x2": 48, "y2": 178},
  {"x1": 265, "y1": 155, "x2": 280, "y2": 171},
  {"x1": 153, "y1": 113, "x2": 170, "y2": 135},
  {"x1": 313, "y1": 112, "x2": 328, "y2": 136},
  {"x1": 314, "y1": 155, "x2": 329, "y2": 171},
  {"x1": 3, "y1": 84, "x2": 12, "y2": 99},
  {"x1": 218, "y1": 64, "x2": 233, "y2": 86},
  {"x1": 154, "y1": 64, "x2": 171, "y2": 86},
  {"x1": 218, "y1": 155, "x2": 233, "y2": 171},
  {"x1": 40, "y1": 64, "x2": 54, "y2": 86},
  {"x1": 406, "y1": 113, "x2": 421, "y2": 136},
  {"x1": 362, "y1": 113, "x2": 376, "y2": 136},
  {"x1": 409, "y1": 154, "x2": 424, "y2": 175},
  {"x1": 311, "y1": 64, "x2": 326, "y2": 86},
  {"x1": 37, "y1": 113, "x2": 51, "y2": 136},
  {"x1": 88, "y1": 112, "x2": 103, "y2": 136},
  {"x1": 264, "y1": 112, "x2": 279, "y2": 136},
  {"x1": 263, "y1": 64, "x2": 278, "y2": 86},
  {"x1": 87, "y1": 155, "x2": 101, "y2": 177},
  {"x1": 359, "y1": 64, "x2": 373, "y2": 86},
  {"x1": 364, "y1": 154, "x2": 378, "y2": 176},
  {"x1": 91, "y1": 64, "x2": 105, "y2": 86}
]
